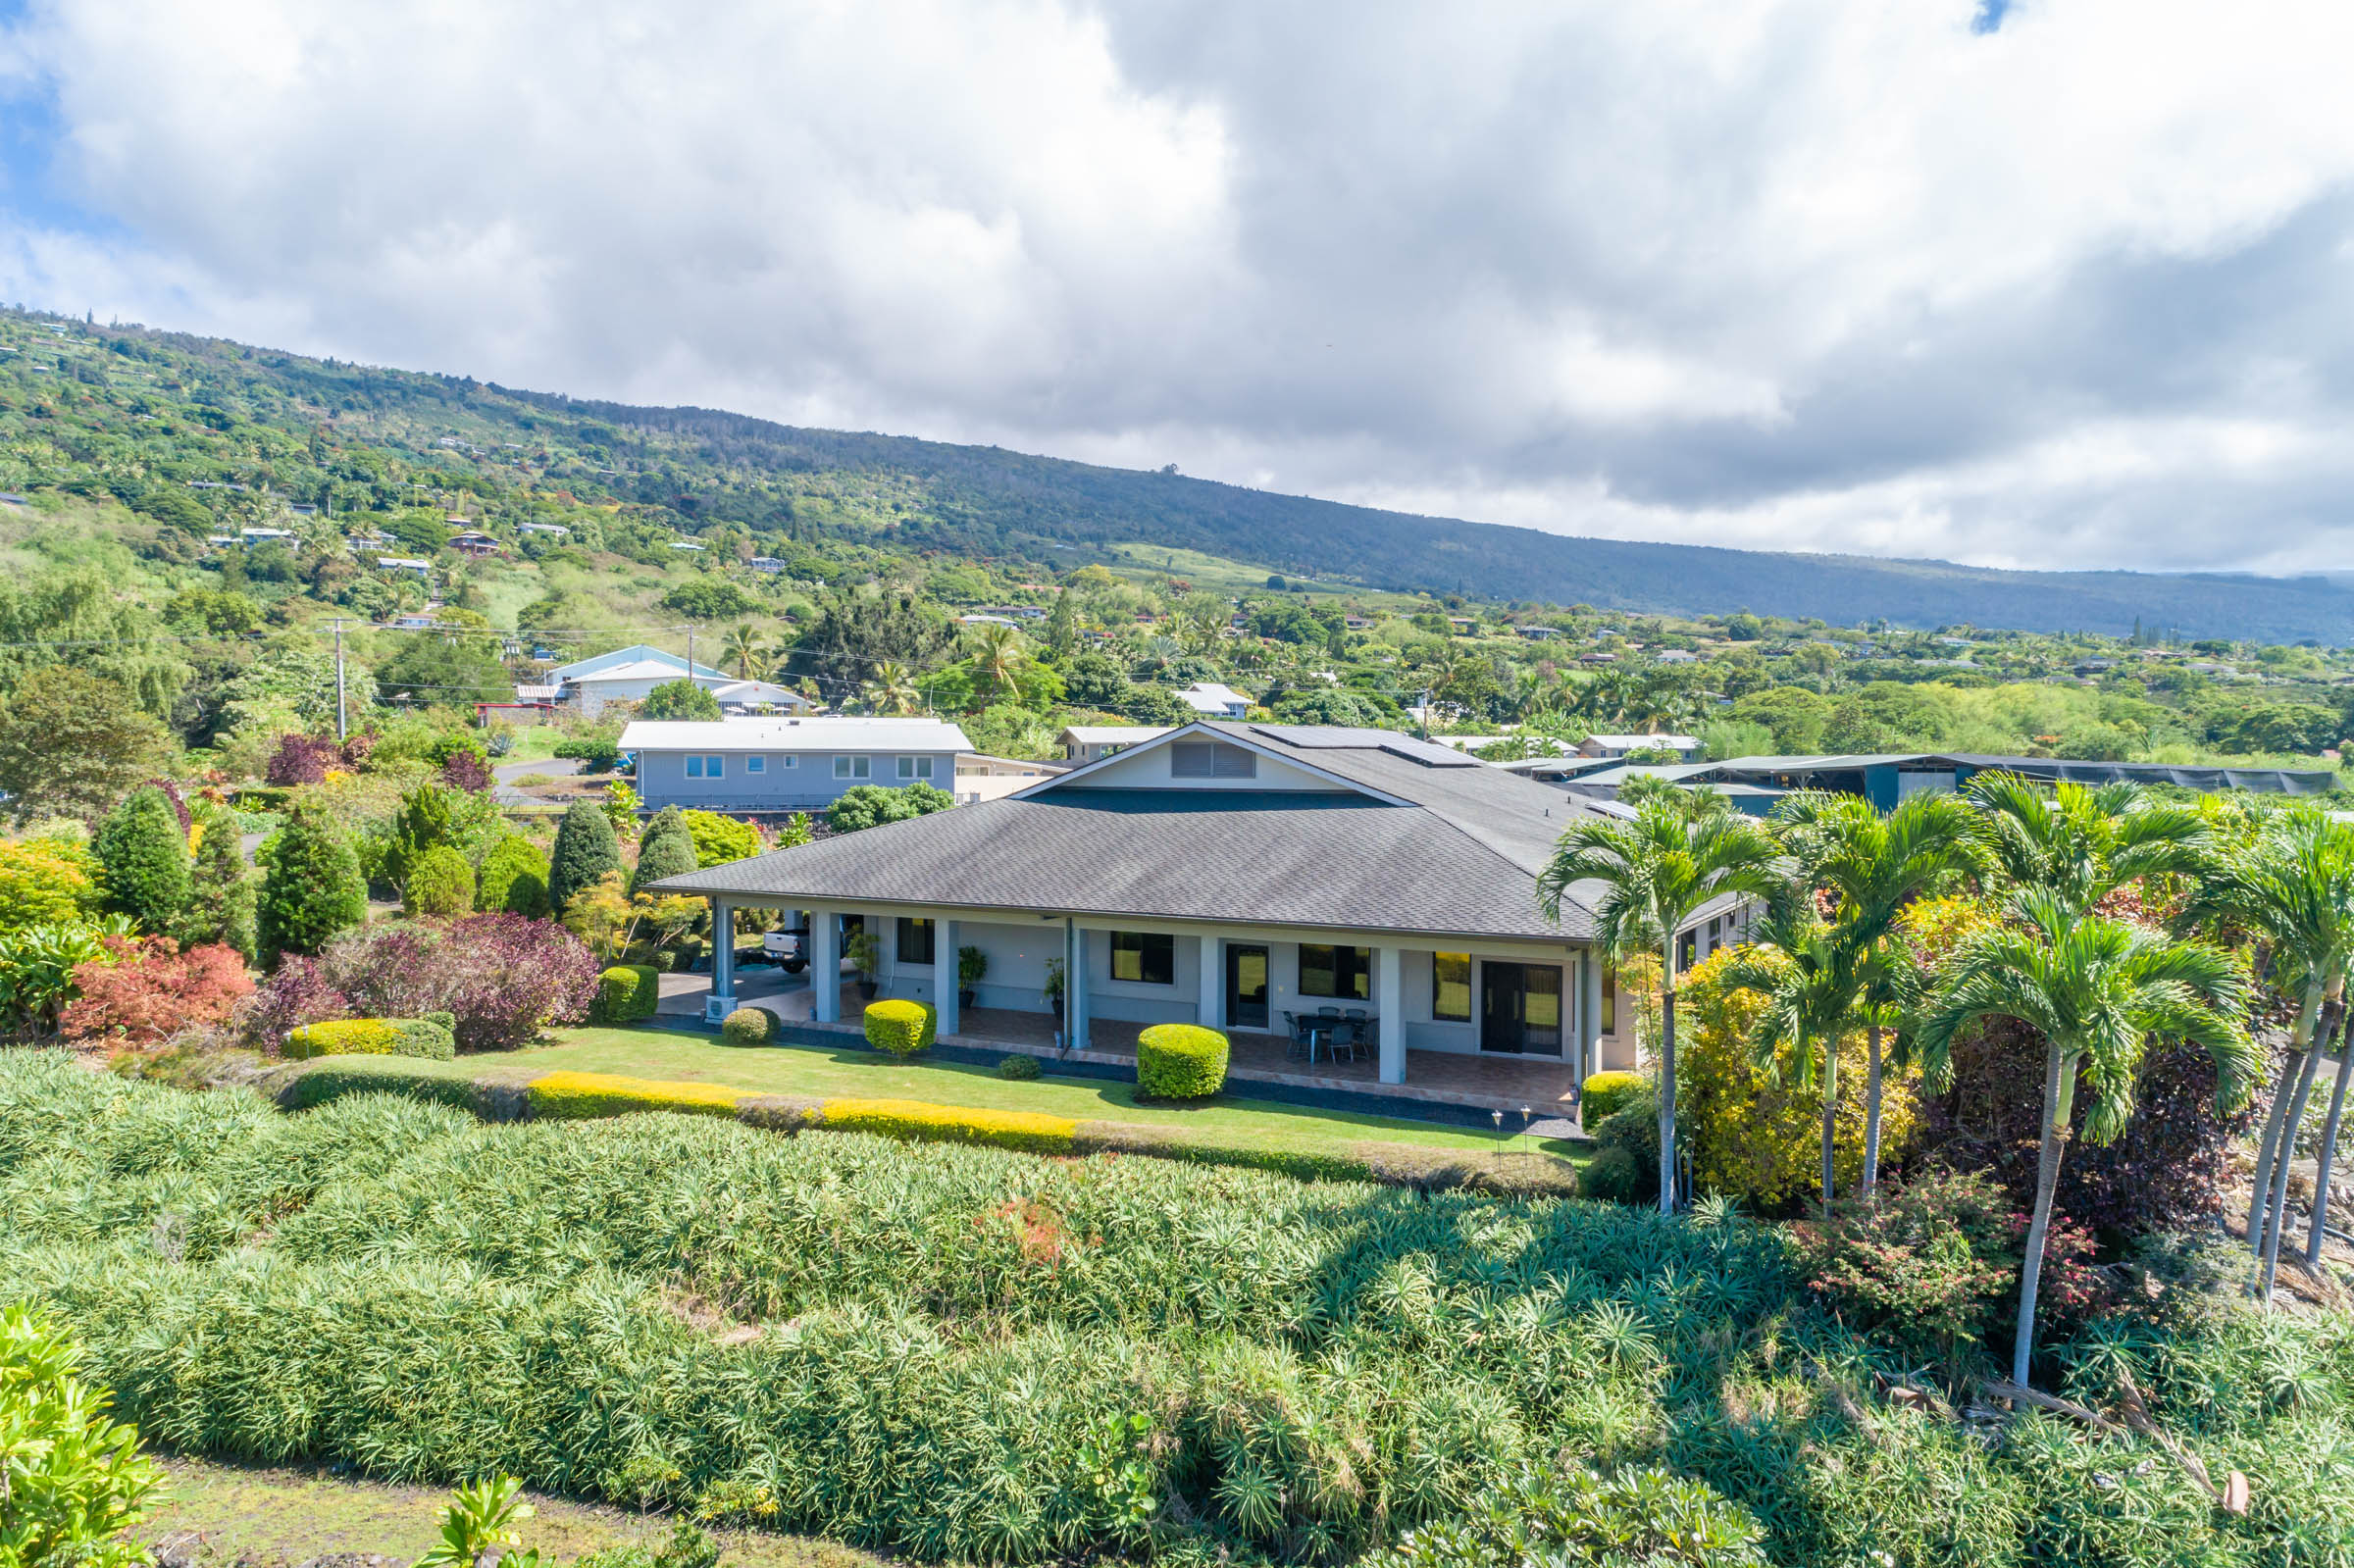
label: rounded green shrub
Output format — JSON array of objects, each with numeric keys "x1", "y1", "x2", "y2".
[
  {"x1": 721, "y1": 1006, "x2": 779, "y2": 1047},
  {"x1": 996, "y1": 1051, "x2": 1043, "y2": 1081},
  {"x1": 596, "y1": 965, "x2": 661, "y2": 1023},
  {"x1": 1581, "y1": 1071, "x2": 1649, "y2": 1124},
  {"x1": 476, "y1": 835, "x2": 551, "y2": 918},
  {"x1": 401, "y1": 844, "x2": 476, "y2": 917},
  {"x1": 389, "y1": 1016, "x2": 458, "y2": 1060},
  {"x1": 1580, "y1": 1143, "x2": 1645, "y2": 1204},
  {"x1": 863, "y1": 999, "x2": 935, "y2": 1057},
  {"x1": 1137, "y1": 1023, "x2": 1228, "y2": 1099}
]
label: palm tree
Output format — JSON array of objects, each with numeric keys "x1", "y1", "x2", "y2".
[
  {"x1": 861, "y1": 660, "x2": 920, "y2": 717},
  {"x1": 1916, "y1": 890, "x2": 2253, "y2": 1388},
  {"x1": 1967, "y1": 773, "x2": 2206, "y2": 917},
  {"x1": 1713, "y1": 898, "x2": 1863, "y2": 1214},
  {"x1": 969, "y1": 623, "x2": 1028, "y2": 704},
  {"x1": 1774, "y1": 789, "x2": 1982, "y2": 1192},
  {"x1": 719, "y1": 622, "x2": 768, "y2": 681},
  {"x1": 1538, "y1": 801, "x2": 1784, "y2": 1213},
  {"x1": 2182, "y1": 807, "x2": 2354, "y2": 1296}
]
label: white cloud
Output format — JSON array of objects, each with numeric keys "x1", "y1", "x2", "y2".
[{"x1": 4, "y1": 0, "x2": 2353, "y2": 573}]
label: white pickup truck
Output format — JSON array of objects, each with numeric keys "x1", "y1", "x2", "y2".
[{"x1": 760, "y1": 929, "x2": 808, "y2": 974}]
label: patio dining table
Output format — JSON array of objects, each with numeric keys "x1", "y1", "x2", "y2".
[{"x1": 1289, "y1": 1013, "x2": 1353, "y2": 1065}]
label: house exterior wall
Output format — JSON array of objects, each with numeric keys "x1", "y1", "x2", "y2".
[
  {"x1": 808, "y1": 897, "x2": 1594, "y2": 1067},
  {"x1": 1070, "y1": 742, "x2": 1355, "y2": 792},
  {"x1": 634, "y1": 747, "x2": 961, "y2": 811}
]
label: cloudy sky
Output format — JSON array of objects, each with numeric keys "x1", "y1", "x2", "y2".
[{"x1": 3, "y1": 0, "x2": 2351, "y2": 575}]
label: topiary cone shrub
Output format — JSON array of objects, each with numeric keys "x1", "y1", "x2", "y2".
[
  {"x1": 1580, "y1": 1071, "x2": 1648, "y2": 1124},
  {"x1": 721, "y1": 1006, "x2": 780, "y2": 1047},
  {"x1": 863, "y1": 998, "x2": 935, "y2": 1057},
  {"x1": 1137, "y1": 1023, "x2": 1228, "y2": 1100}
]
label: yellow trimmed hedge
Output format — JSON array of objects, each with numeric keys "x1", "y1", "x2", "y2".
[
  {"x1": 1581, "y1": 1071, "x2": 1649, "y2": 1123},
  {"x1": 1137, "y1": 1023, "x2": 1228, "y2": 1099},
  {"x1": 528, "y1": 1069, "x2": 744, "y2": 1121},
  {"x1": 596, "y1": 965, "x2": 661, "y2": 1024},
  {"x1": 818, "y1": 1097, "x2": 1076, "y2": 1155},
  {"x1": 862, "y1": 999, "x2": 936, "y2": 1057},
  {"x1": 283, "y1": 1019, "x2": 401, "y2": 1060},
  {"x1": 284, "y1": 1017, "x2": 456, "y2": 1062}
]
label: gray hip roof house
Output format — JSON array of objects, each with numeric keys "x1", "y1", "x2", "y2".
[{"x1": 648, "y1": 722, "x2": 1754, "y2": 1101}]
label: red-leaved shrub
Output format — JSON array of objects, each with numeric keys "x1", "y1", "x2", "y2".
[
  {"x1": 1919, "y1": 1015, "x2": 2254, "y2": 1239},
  {"x1": 1786, "y1": 1167, "x2": 2106, "y2": 1354},
  {"x1": 245, "y1": 912, "x2": 601, "y2": 1052},
  {"x1": 440, "y1": 748, "x2": 493, "y2": 793},
  {"x1": 62, "y1": 936, "x2": 253, "y2": 1048}
]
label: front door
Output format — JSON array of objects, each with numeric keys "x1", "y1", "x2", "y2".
[
  {"x1": 1482, "y1": 963, "x2": 1563, "y2": 1055},
  {"x1": 1227, "y1": 944, "x2": 1269, "y2": 1029}
]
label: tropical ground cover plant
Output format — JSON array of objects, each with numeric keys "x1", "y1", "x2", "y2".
[{"x1": 2, "y1": 1052, "x2": 2348, "y2": 1567}]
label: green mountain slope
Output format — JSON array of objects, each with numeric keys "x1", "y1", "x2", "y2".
[{"x1": 6, "y1": 306, "x2": 2348, "y2": 641}]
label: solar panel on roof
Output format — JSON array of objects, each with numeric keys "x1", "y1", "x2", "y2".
[{"x1": 1243, "y1": 725, "x2": 1481, "y2": 767}]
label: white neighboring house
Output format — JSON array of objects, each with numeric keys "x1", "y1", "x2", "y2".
[
  {"x1": 1176, "y1": 681, "x2": 1253, "y2": 719},
  {"x1": 954, "y1": 753, "x2": 1068, "y2": 803},
  {"x1": 1576, "y1": 733, "x2": 1704, "y2": 761},
  {"x1": 712, "y1": 679, "x2": 807, "y2": 714},
  {"x1": 619, "y1": 716, "x2": 973, "y2": 811},
  {"x1": 547, "y1": 644, "x2": 812, "y2": 718},
  {"x1": 1059, "y1": 725, "x2": 1171, "y2": 763}
]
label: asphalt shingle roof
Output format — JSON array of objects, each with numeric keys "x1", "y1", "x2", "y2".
[{"x1": 651, "y1": 721, "x2": 1612, "y2": 941}]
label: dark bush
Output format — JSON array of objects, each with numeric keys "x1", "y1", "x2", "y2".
[
  {"x1": 1920, "y1": 1016, "x2": 2254, "y2": 1239},
  {"x1": 997, "y1": 1052, "x2": 1043, "y2": 1081}
]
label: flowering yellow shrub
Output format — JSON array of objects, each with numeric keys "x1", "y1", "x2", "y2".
[
  {"x1": 819, "y1": 1097, "x2": 1076, "y2": 1155},
  {"x1": 1676, "y1": 947, "x2": 1918, "y2": 1214},
  {"x1": 527, "y1": 1070, "x2": 744, "y2": 1120}
]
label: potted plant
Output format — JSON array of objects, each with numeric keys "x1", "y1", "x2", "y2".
[
  {"x1": 1043, "y1": 957, "x2": 1065, "y2": 1029},
  {"x1": 957, "y1": 945, "x2": 987, "y2": 1011},
  {"x1": 845, "y1": 929, "x2": 881, "y2": 1001}
]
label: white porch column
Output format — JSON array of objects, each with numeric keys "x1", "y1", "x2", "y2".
[
  {"x1": 1373, "y1": 943, "x2": 1406, "y2": 1085},
  {"x1": 1578, "y1": 952, "x2": 1602, "y2": 1082},
  {"x1": 1198, "y1": 935, "x2": 1222, "y2": 1030},
  {"x1": 935, "y1": 917, "x2": 959, "y2": 1037},
  {"x1": 704, "y1": 897, "x2": 736, "y2": 1022},
  {"x1": 1069, "y1": 925, "x2": 1092, "y2": 1050},
  {"x1": 812, "y1": 905, "x2": 840, "y2": 1023}
]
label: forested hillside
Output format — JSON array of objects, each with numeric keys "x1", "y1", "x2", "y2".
[{"x1": 4, "y1": 305, "x2": 2349, "y2": 641}]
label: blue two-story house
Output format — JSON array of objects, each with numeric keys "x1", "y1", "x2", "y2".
[{"x1": 619, "y1": 717, "x2": 973, "y2": 812}]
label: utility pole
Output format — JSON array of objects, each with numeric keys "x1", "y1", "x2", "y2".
[{"x1": 333, "y1": 618, "x2": 348, "y2": 740}]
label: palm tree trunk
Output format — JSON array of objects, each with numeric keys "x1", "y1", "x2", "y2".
[
  {"x1": 1863, "y1": 1021, "x2": 1884, "y2": 1194},
  {"x1": 2259, "y1": 1041, "x2": 2323, "y2": 1302},
  {"x1": 2248, "y1": 983, "x2": 2323, "y2": 1254},
  {"x1": 1659, "y1": 938, "x2": 1678, "y2": 1216},
  {"x1": 2015, "y1": 1043, "x2": 2075, "y2": 1389},
  {"x1": 2305, "y1": 1015, "x2": 2352, "y2": 1270},
  {"x1": 1818, "y1": 1028, "x2": 1837, "y2": 1217}
]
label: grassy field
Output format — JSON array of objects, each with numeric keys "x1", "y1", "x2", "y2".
[
  {"x1": 144, "y1": 1456, "x2": 882, "y2": 1568},
  {"x1": 319, "y1": 1026, "x2": 1590, "y2": 1161}
]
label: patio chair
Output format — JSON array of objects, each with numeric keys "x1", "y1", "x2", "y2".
[{"x1": 1281, "y1": 1011, "x2": 1310, "y2": 1061}]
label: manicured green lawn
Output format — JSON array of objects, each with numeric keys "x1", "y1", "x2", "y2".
[{"x1": 453, "y1": 1027, "x2": 1589, "y2": 1161}]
